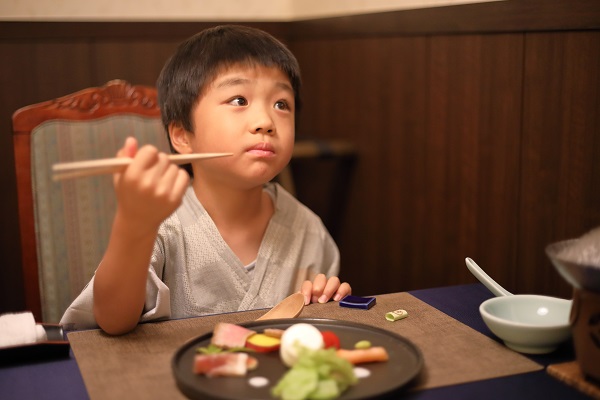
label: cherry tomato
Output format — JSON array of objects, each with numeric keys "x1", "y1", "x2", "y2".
[{"x1": 321, "y1": 330, "x2": 341, "y2": 349}]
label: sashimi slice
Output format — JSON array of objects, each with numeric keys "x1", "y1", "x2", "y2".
[
  {"x1": 211, "y1": 322, "x2": 256, "y2": 348},
  {"x1": 193, "y1": 353, "x2": 258, "y2": 377}
]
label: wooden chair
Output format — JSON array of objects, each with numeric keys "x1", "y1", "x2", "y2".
[{"x1": 12, "y1": 80, "x2": 169, "y2": 322}]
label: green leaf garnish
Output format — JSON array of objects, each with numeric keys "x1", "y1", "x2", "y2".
[{"x1": 272, "y1": 347, "x2": 357, "y2": 400}]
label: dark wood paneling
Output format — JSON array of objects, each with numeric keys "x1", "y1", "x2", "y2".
[
  {"x1": 292, "y1": 33, "x2": 525, "y2": 296},
  {"x1": 292, "y1": 38, "x2": 394, "y2": 292},
  {"x1": 420, "y1": 34, "x2": 524, "y2": 292},
  {"x1": 93, "y1": 40, "x2": 181, "y2": 86},
  {"x1": 288, "y1": 0, "x2": 600, "y2": 38},
  {"x1": 0, "y1": 22, "x2": 288, "y2": 40},
  {"x1": 519, "y1": 31, "x2": 600, "y2": 297}
]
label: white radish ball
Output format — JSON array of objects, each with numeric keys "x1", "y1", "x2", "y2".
[{"x1": 279, "y1": 323, "x2": 324, "y2": 367}]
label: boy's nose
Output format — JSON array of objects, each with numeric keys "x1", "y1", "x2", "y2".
[
  {"x1": 251, "y1": 111, "x2": 275, "y2": 135},
  {"x1": 254, "y1": 127, "x2": 274, "y2": 135}
]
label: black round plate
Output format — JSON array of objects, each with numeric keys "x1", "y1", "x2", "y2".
[{"x1": 172, "y1": 318, "x2": 423, "y2": 400}]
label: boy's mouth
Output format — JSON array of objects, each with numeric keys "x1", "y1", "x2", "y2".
[{"x1": 246, "y1": 142, "x2": 275, "y2": 157}]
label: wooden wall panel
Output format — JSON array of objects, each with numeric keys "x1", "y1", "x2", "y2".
[
  {"x1": 292, "y1": 38, "x2": 393, "y2": 293},
  {"x1": 93, "y1": 40, "x2": 181, "y2": 86},
  {"x1": 288, "y1": 0, "x2": 600, "y2": 38},
  {"x1": 380, "y1": 37, "x2": 430, "y2": 293},
  {"x1": 420, "y1": 34, "x2": 524, "y2": 292},
  {"x1": 519, "y1": 31, "x2": 600, "y2": 297},
  {"x1": 292, "y1": 34, "x2": 525, "y2": 296}
]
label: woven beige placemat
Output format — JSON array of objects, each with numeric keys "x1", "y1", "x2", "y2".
[
  {"x1": 68, "y1": 292, "x2": 542, "y2": 399},
  {"x1": 547, "y1": 361, "x2": 600, "y2": 399}
]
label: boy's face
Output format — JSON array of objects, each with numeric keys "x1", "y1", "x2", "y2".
[{"x1": 178, "y1": 64, "x2": 295, "y2": 189}]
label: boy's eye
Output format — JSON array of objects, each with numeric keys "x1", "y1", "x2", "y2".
[
  {"x1": 275, "y1": 100, "x2": 290, "y2": 111},
  {"x1": 228, "y1": 97, "x2": 248, "y2": 106}
]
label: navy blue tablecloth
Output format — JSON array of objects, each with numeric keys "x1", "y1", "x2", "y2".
[
  {"x1": 407, "y1": 284, "x2": 587, "y2": 400},
  {"x1": 0, "y1": 284, "x2": 589, "y2": 399}
]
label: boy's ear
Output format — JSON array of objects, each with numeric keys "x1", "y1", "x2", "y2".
[{"x1": 169, "y1": 123, "x2": 192, "y2": 154}]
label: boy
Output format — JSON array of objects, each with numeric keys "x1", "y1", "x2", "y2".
[{"x1": 61, "y1": 25, "x2": 351, "y2": 335}]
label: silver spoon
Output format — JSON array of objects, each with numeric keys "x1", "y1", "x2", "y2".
[{"x1": 465, "y1": 257, "x2": 513, "y2": 297}]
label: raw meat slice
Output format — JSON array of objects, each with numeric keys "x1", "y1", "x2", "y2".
[
  {"x1": 210, "y1": 322, "x2": 255, "y2": 349},
  {"x1": 193, "y1": 353, "x2": 258, "y2": 377}
]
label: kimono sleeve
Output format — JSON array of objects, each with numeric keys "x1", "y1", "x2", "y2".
[{"x1": 60, "y1": 240, "x2": 171, "y2": 330}]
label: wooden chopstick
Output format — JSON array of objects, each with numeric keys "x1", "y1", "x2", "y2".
[{"x1": 52, "y1": 153, "x2": 233, "y2": 181}]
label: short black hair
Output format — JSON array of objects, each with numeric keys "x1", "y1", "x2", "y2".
[{"x1": 157, "y1": 24, "x2": 301, "y2": 139}]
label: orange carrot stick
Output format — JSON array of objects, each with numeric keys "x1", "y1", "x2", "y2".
[{"x1": 336, "y1": 347, "x2": 389, "y2": 365}]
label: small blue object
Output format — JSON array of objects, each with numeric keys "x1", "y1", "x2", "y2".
[{"x1": 339, "y1": 295, "x2": 376, "y2": 310}]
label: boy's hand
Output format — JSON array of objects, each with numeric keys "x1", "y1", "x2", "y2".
[
  {"x1": 113, "y1": 137, "x2": 189, "y2": 232},
  {"x1": 300, "y1": 273, "x2": 352, "y2": 305}
]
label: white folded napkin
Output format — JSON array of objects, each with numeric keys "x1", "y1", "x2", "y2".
[{"x1": 0, "y1": 311, "x2": 48, "y2": 347}]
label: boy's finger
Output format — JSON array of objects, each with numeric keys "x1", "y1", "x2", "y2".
[
  {"x1": 116, "y1": 136, "x2": 138, "y2": 158},
  {"x1": 333, "y1": 282, "x2": 352, "y2": 302},
  {"x1": 310, "y1": 273, "x2": 326, "y2": 292},
  {"x1": 318, "y1": 276, "x2": 341, "y2": 303},
  {"x1": 300, "y1": 280, "x2": 313, "y2": 305},
  {"x1": 310, "y1": 274, "x2": 327, "y2": 303}
]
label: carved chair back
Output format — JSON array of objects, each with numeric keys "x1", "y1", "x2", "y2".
[{"x1": 12, "y1": 80, "x2": 169, "y2": 322}]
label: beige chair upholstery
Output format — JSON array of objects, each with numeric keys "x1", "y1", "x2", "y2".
[{"x1": 12, "y1": 80, "x2": 168, "y2": 322}]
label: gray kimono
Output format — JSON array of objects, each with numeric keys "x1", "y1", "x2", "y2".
[{"x1": 60, "y1": 183, "x2": 340, "y2": 330}]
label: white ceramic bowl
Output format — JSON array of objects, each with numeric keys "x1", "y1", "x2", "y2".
[{"x1": 479, "y1": 295, "x2": 572, "y2": 354}]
